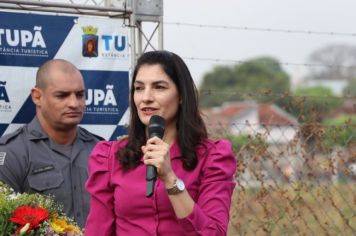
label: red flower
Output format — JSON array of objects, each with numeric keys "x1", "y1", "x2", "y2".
[{"x1": 10, "y1": 205, "x2": 49, "y2": 232}]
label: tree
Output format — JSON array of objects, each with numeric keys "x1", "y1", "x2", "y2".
[
  {"x1": 198, "y1": 65, "x2": 236, "y2": 107},
  {"x1": 199, "y1": 57, "x2": 290, "y2": 107},
  {"x1": 322, "y1": 115, "x2": 356, "y2": 148},
  {"x1": 343, "y1": 77, "x2": 356, "y2": 96},
  {"x1": 288, "y1": 86, "x2": 342, "y2": 122},
  {"x1": 306, "y1": 44, "x2": 356, "y2": 81},
  {"x1": 284, "y1": 86, "x2": 343, "y2": 154}
]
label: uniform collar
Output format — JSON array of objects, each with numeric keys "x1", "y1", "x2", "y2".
[
  {"x1": 27, "y1": 117, "x2": 95, "y2": 142},
  {"x1": 27, "y1": 117, "x2": 49, "y2": 140}
]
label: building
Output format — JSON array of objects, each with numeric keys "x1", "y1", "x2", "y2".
[{"x1": 202, "y1": 100, "x2": 299, "y2": 143}]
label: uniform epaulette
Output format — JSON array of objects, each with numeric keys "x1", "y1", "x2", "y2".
[
  {"x1": 116, "y1": 134, "x2": 128, "y2": 141},
  {"x1": 92, "y1": 133, "x2": 105, "y2": 141},
  {"x1": 78, "y1": 127, "x2": 105, "y2": 141},
  {"x1": 0, "y1": 127, "x2": 24, "y2": 145}
]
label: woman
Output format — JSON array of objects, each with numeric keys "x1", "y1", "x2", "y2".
[{"x1": 85, "y1": 51, "x2": 236, "y2": 235}]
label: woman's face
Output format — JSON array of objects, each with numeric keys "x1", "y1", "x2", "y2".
[{"x1": 133, "y1": 64, "x2": 180, "y2": 129}]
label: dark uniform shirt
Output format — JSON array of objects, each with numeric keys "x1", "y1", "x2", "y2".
[{"x1": 0, "y1": 117, "x2": 103, "y2": 228}]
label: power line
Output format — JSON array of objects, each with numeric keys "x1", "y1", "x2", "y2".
[
  {"x1": 166, "y1": 21, "x2": 356, "y2": 70},
  {"x1": 182, "y1": 56, "x2": 356, "y2": 69},
  {"x1": 199, "y1": 90, "x2": 356, "y2": 99},
  {"x1": 165, "y1": 22, "x2": 356, "y2": 38}
]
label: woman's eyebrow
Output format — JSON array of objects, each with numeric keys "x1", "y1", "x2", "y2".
[{"x1": 134, "y1": 80, "x2": 169, "y2": 85}]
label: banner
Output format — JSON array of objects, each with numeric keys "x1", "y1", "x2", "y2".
[{"x1": 0, "y1": 11, "x2": 130, "y2": 140}]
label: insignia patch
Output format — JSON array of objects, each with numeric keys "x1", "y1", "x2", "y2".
[{"x1": 0, "y1": 152, "x2": 6, "y2": 165}]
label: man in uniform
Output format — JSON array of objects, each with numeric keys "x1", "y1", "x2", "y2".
[{"x1": 0, "y1": 59, "x2": 103, "y2": 228}]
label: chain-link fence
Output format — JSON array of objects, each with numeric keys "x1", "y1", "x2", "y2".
[{"x1": 201, "y1": 93, "x2": 355, "y2": 236}]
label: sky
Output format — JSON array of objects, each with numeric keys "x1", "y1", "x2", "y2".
[
  {"x1": 161, "y1": 0, "x2": 356, "y2": 86},
  {"x1": 12, "y1": 0, "x2": 356, "y2": 87}
]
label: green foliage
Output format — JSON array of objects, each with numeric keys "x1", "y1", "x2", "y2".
[
  {"x1": 222, "y1": 133, "x2": 266, "y2": 152},
  {"x1": 322, "y1": 115, "x2": 356, "y2": 148},
  {"x1": 343, "y1": 77, "x2": 356, "y2": 96},
  {"x1": 288, "y1": 86, "x2": 343, "y2": 122},
  {"x1": 199, "y1": 57, "x2": 291, "y2": 107},
  {"x1": 232, "y1": 57, "x2": 290, "y2": 97},
  {"x1": 199, "y1": 65, "x2": 236, "y2": 107},
  {"x1": 223, "y1": 134, "x2": 250, "y2": 151}
]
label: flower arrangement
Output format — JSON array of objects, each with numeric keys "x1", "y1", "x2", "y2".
[{"x1": 0, "y1": 181, "x2": 83, "y2": 236}]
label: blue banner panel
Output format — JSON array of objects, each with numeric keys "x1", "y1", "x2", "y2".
[
  {"x1": 82, "y1": 70, "x2": 129, "y2": 125},
  {"x1": 0, "y1": 12, "x2": 76, "y2": 67},
  {"x1": 0, "y1": 124, "x2": 8, "y2": 135},
  {"x1": 11, "y1": 95, "x2": 35, "y2": 123},
  {"x1": 109, "y1": 125, "x2": 128, "y2": 141}
]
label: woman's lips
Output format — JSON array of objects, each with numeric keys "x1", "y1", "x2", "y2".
[{"x1": 141, "y1": 107, "x2": 158, "y2": 116}]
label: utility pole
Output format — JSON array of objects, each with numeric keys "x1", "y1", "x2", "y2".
[{"x1": 107, "y1": 0, "x2": 164, "y2": 66}]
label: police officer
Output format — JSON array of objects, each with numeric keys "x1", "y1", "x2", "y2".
[{"x1": 0, "y1": 59, "x2": 103, "y2": 228}]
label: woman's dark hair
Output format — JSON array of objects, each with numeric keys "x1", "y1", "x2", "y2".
[{"x1": 117, "y1": 50, "x2": 208, "y2": 171}]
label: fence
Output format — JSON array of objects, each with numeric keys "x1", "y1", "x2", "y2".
[{"x1": 200, "y1": 93, "x2": 355, "y2": 235}]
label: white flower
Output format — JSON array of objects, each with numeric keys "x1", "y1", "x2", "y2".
[{"x1": 8, "y1": 192, "x2": 20, "y2": 200}]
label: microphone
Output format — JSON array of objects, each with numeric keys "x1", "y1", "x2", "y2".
[{"x1": 146, "y1": 115, "x2": 165, "y2": 197}]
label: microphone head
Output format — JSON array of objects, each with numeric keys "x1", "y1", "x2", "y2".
[{"x1": 148, "y1": 115, "x2": 165, "y2": 139}]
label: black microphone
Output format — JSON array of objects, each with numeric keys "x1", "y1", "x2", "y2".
[{"x1": 146, "y1": 115, "x2": 165, "y2": 197}]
